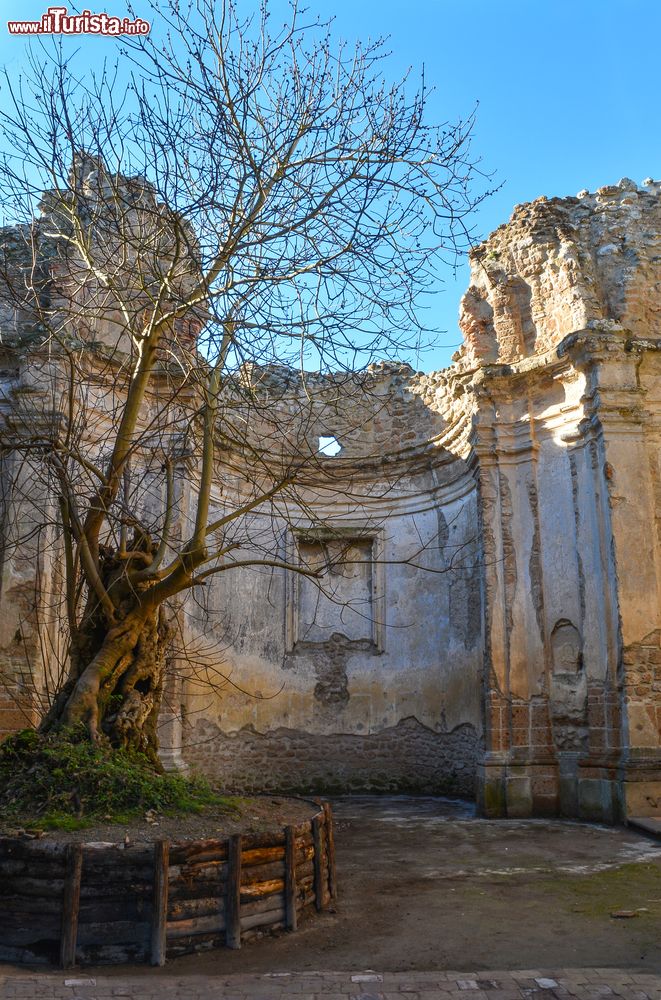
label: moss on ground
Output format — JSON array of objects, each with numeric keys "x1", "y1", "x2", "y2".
[
  {"x1": 458, "y1": 861, "x2": 661, "y2": 923},
  {"x1": 0, "y1": 727, "x2": 237, "y2": 830},
  {"x1": 539, "y1": 862, "x2": 661, "y2": 919}
]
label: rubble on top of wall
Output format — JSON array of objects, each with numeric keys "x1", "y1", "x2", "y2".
[
  {"x1": 3, "y1": 173, "x2": 659, "y2": 471},
  {"x1": 0, "y1": 153, "x2": 204, "y2": 358},
  {"x1": 458, "y1": 177, "x2": 661, "y2": 366},
  {"x1": 230, "y1": 177, "x2": 661, "y2": 465}
]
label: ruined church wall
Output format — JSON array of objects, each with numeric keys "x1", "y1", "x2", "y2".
[
  {"x1": 0, "y1": 444, "x2": 65, "y2": 736},
  {"x1": 474, "y1": 361, "x2": 623, "y2": 818},
  {"x1": 2, "y1": 174, "x2": 661, "y2": 820},
  {"x1": 459, "y1": 179, "x2": 661, "y2": 366},
  {"x1": 464, "y1": 179, "x2": 661, "y2": 821},
  {"x1": 179, "y1": 371, "x2": 485, "y2": 795},
  {"x1": 598, "y1": 344, "x2": 661, "y2": 817}
]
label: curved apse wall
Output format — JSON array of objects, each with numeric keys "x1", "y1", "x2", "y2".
[{"x1": 176, "y1": 363, "x2": 484, "y2": 796}]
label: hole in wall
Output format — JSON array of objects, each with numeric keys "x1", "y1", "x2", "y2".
[{"x1": 318, "y1": 435, "x2": 342, "y2": 457}]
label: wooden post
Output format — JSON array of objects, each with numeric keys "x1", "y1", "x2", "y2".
[
  {"x1": 60, "y1": 843, "x2": 83, "y2": 969},
  {"x1": 151, "y1": 839, "x2": 170, "y2": 966},
  {"x1": 312, "y1": 814, "x2": 324, "y2": 911},
  {"x1": 323, "y1": 802, "x2": 337, "y2": 901},
  {"x1": 226, "y1": 834, "x2": 242, "y2": 949},
  {"x1": 284, "y1": 825, "x2": 297, "y2": 931}
]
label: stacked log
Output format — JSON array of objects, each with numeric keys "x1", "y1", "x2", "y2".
[{"x1": 0, "y1": 801, "x2": 337, "y2": 967}]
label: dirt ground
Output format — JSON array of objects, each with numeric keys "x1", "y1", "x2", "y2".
[
  {"x1": 8, "y1": 795, "x2": 661, "y2": 977},
  {"x1": 73, "y1": 794, "x2": 661, "y2": 977},
  {"x1": 0, "y1": 796, "x2": 316, "y2": 843}
]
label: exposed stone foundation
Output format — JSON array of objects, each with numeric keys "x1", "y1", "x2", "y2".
[
  {"x1": 0, "y1": 687, "x2": 39, "y2": 740},
  {"x1": 184, "y1": 717, "x2": 480, "y2": 797}
]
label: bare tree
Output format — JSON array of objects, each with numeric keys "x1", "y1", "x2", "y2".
[{"x1": 0, "y1": 0, "x2": 486, "y2": 762}]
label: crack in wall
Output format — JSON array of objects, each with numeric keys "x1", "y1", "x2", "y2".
[{"x1": 527, "y1": 478, "x2": 545, "y2": 639}]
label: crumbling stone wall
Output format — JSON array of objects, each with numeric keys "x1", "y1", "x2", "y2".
[
  {"x1": 458, "y1": 178, "x2": 661, "y2": 364},
  {"x1": 458, "y1": 179, "x2": 661, "y2": 822},
  {"x1": 177, "y1": 362, "x2": 484, "y2": 795},
  {"x1": 185, "y1": 717, "x2": 479, "y2": 796},
  {"x1": 2, "y1": 176, "x2": 661, "y2": 818}
]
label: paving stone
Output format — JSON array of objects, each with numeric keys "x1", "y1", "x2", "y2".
[
  {"x1": 480, "y1": 991, "x2": 522, "y2": 1000},
  {"x1": 1, "y1": 971, "x2": 661, "y2": 1000}
]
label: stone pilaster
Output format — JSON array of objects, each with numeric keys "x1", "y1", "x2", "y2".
[
  {"x1": 472, "y1": 368, "x2": 562, "y2": 817},
  {"x1": 564, "y1": 329, "x2": 661, "y2": 818},
  {"x1": 0, "y1": 441, "x2": 60, "y2": 736}
]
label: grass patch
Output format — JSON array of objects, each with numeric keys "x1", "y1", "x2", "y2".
[
  {"x1": 0, "y1": 727, "x2": 236, "y2": 828},
  {"x1": 534, "y1": 862, "x2": 661, "y2": 919}
]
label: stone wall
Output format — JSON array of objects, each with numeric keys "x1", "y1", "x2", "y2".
[
  {"x1": 459, "y1": 179, "x2": 661, "y2": 822},
  {"x1": 458, "y1": 179, "x2": 661, "y2": 365},
  {"x1": 2, "y1": 176, "x2": 661, "y2": 819},
  {"x1": 184, "y1": 717, "x2": 479, "y2": 796},
  {"x1": 174, "y1": 363, "x2": 484, "y2": 795}
]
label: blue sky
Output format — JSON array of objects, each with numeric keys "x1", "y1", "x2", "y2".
[{"x1": 1, "y1": 0, "x2": 659, "y2": 370}]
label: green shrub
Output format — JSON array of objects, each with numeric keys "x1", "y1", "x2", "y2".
[{"x1": 0, "y1": 727, "x2": 234, "y2": 826}]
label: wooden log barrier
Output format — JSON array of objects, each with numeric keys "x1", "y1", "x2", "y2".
[
  {"x1": 241, "y1": 845, "x2": 284, "y2": 866},
  {"x1": 323, "y1": 802, "x2": 337, "y2": 901},
  {"x1": 166, "y1": 913, "x2": 225, "y2": 939},
  {"x1": 0, "y1": 800, "x2": 336, "y2": 967},
  {"x1": 151, "y1": 839, "x2": 169, "y2": 967},
  {"x1": 225, "y1": 834, "x2": 242, "y2": 949},
  {"x1": 284, "y1": 825, "x2": 297, "y2": 932},
  {"x1": 59, "y1": 843, "x2": 83, "y2": 969},
  {"x1": 312, "y1": 814, "x2": 325, "y2": 912},
  {"x1": 169, "y1": 838, "x2": 227, "y2": 866}
]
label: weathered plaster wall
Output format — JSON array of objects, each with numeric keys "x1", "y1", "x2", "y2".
[
  {"x1": 178, "y1": 364, "x2": 484, "y2": 794},
  {"x1": 460, "y1": 179, "x2": 661, "y2": 821},
  {"x1": 2, "y1": 175, "x2": 661, "y2": 819},
  {"x1": 0, "y1": 435, "x2": 65, "y2": 736}
]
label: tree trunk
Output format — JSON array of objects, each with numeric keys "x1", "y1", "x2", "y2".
[{"x1": 42, "y1": 597, "x2": 170, "y2": 766}]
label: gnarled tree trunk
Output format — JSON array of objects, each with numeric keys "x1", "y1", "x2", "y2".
[{"x1": 41, "y1": 546, "x2": 171, "y2": 766}]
